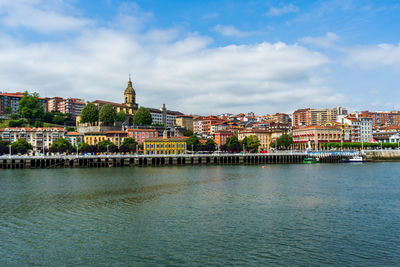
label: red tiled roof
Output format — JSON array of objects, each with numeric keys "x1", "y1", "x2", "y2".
[
  {"x1": 128, "y1": 129, "x2": 157, "y2": 132},
  {"x1": 66, "y1": 132, "x2": 83, "y2": 135}
]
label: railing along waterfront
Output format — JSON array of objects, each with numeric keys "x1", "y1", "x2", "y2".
[{"x1": 0, "y1": 151, "x2": 365, "y2": 169}]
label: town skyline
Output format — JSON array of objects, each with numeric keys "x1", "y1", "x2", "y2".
[{"x1": 0, "y1": 0, "x2": 400, "y2": 114}]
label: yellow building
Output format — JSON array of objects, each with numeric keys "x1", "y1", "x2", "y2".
[
  {"x1": 176, "y1": 115, "x2": 193, "y2": 131},
  {"x1": 238, "y1": 129, "x2": 285, "y2": 150},
  {"x1": 143, "y1": 138, "x2": 187, "y2": 155},
  {"x1": 84, "y1": 131, "x2": 128, "y2": 147},
  {"x1": 84, "y1": 132, "x2": 106, "y2": 145}
]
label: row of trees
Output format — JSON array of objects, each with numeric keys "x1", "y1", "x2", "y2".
[
  {"x1": 186, "y1": 134, "x2": 293, "y2": 153},
  {"x1": 186, "y1": 135, "x2": 261, "y2": 152},
  {"x1": 270, "y1": 134, "x2": 293, "y2": 150},
  {"x1": 80, "y1": 104, "x2": 153, "y2": 126},
  {"x1": 0, "y1": 138, "x2": 32, "y2": 155},
  {"x1": 0, "y1": 137, "x2": 140, "y2": 155},
  {"x1": 321, "y1": 142, "x2": 399, "y2": 149},
  {"x1": 80, "y1": 103, "x2": 127, "y2": 125}
]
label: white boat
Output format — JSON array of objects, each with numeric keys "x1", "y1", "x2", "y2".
[{"x1": 342, "y1": 156, "x2": 366, "y2": 163}]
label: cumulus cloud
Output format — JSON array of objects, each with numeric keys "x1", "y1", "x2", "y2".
[
  {"x1": 0, "y1": 1, "x2": 345, "y2": 115},
  {"x1": 0, "y1": 0, "x2": 92, "y2": 33},
  {"x1": 266, "y1": 4, "x2": 299, "y2": 16},
  {"x1": 344, "y1": 43, "x2": 400, "y2": 71}
]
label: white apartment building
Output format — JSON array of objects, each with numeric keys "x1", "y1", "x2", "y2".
[{"x1": 0, "y1": 127, "x2": 65, "y2": 151}]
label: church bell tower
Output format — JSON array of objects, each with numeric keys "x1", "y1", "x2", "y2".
[{"x1": 124, "y1": 75, "x2": 138, "y2": 110}]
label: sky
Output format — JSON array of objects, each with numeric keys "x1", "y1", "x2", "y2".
[{"x1": 0, "y1": 0, "x2": 400, "y2": 115}]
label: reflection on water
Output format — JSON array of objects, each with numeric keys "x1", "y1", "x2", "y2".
[{"x1": 1, "y1": 164, "x2": 400, "y2": 265}]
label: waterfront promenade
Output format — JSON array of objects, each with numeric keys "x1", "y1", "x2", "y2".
[
  {"x1": 0, "y1": 151, "x2": 364, "y2": 169},
  {"x1": 2, "y1": 150, "x2": 399, "y2": 169}
]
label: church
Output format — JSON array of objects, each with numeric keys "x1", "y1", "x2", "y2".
[
  {"x1": 92, "y1": 77, "x2": 139, "y2": 117},
  {"x1": 78, "y1": 77, "x2": 183, "y2": 128}
]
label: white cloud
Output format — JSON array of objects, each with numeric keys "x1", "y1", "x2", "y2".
[
  {"x1": 299, "y1": 32, "x2": 341, "y2": 48},
  {"x1": 266, "y1": 4, "x2": 299, "y2": 16},
  {"x1": 0, "y1": 1, "x2": 345, "y2": 115},
  {"x1": 0, "y1": 0, "x2": 92, "y2": 33},
  {"x1": 344, "y1": 43, "x2": 400, "y2": 71},
  {"x1": 212, "y1": 25, "x2": 254, "y2": 38}
]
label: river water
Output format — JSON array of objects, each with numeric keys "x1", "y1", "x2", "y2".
[{"x1": 1, "y1": 163, "x2": 400, "y2": 266}]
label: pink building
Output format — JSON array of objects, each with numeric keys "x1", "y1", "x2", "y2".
[{"x1": 127, "y1": 129, "x2": 158, "y2": 143}]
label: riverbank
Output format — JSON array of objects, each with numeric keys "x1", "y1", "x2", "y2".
[
  {"x1": 365, "y1": 150, "x2": 400, "y2": 161},
  {"x1": 1, "y1": 150, "x2": 399, "y2": 169}
]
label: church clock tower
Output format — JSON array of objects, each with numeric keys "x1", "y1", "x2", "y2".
[{"x1": 124, "y1": 75, "x2": 138, "y2": 110}]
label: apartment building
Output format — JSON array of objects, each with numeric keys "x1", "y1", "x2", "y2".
[
  {"x1": 0, "y1": 127, "x2": 65, "y2": 151},
  {"x1": 0, "y1": 92, "x2": 48, "y2": 115},
  {"x1": 292, "y1": 125, "x2": 350, "y2": 150},
  {"x1": 127, "y1": 128, "x2": 158, "y2": 144}
]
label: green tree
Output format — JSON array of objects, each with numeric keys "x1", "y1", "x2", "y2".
[
  {"x1": 226, "y1": 135, "x2": 241, "y2": 147},
  {"x1": 78, "y1": 142, "x2": 89, "y2": 152},
  {"x1": 42, "y1": 112, "x2": 54, "y2": 123},
  {"x1": 80, "y1": 103, "x2": 99, "y2": 124},
  {"x1": 5, "y1": 106, "x2": 12, "y2": 114},
  {"x1": 244, "y1": 135, "x2": 260, "y2": 151},
  {"x1": 98, "y1": 140, "x2": 114, "y2": 149},
  {"x1": 184, "y1": 129, "x2": 193, "y2": 136},
  {"x1": 116, "y1": 110, "x2": 127, "y2": 123},
  {"x1": 186, "y1": 135, "x2": 200, "y2": 151},
  {"x1": 18, "y1": 91, "x2": 44, "y2": 121},
  {"x1": 51, "y1": 138, "x2": 72, "y2": 150},
  {"x1": 8, "y1": 120, "x2": 24, "y2": 127},
  {"x1": 11, "y1": 139, "x2": 32, "y2": 150},
  {"x1": 122, "y1": 137, "x2": 137, "y2": 147},
  {"x1": 33, "y1": 121, "x2": 43, "y2": 127},
  {"x1": 276, "y1": 134, "x2": 293, "y2": 149},
  {"x1": 99, "y1": 104, "x2": 116, "y2": 125},
  {"x1": 53, "y1": 115, "x2": 65, "y2": 125},
  {"x1": 134, "y1": 107, "x2": 152, "y2": 126}
]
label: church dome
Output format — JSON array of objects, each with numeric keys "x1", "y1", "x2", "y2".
[{"x1": 124, "y1": 79, "x2": 135, "y2": 95}]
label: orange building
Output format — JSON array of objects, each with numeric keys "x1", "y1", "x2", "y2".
[
  {"x1": 215, "y1": 130, "x2": 233, "y2": 146},
  {"x1": 292, "y1": 108, "x2": 310, "y2": 126},
  {"x1": 201, "y1": 116, "x2": 226, "y2": 136}
]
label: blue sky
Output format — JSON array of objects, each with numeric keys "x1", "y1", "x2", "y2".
[{"x1": 1, "y1": 0, "x2": 400, "y2": 114}]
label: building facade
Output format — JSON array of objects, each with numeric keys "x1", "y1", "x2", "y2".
[
  {"x1": 292, "y1": 125, "x2": 347, "y2": 150},
  {"x1": 147, "y1": 104, "x2": 183, "y2": 127},
  {"x1": 0, "y1": 92, "x2": 48, "y2": 115},
  {"x1": 58, "y1": 98, "x2": 86, "y2": 118},
  {"x1": 238, "y1": 129, "x2": 285, "y2": 150},
  {"x1": 176, "y1": 115, "x2": 194, "y2": 131},
  {"x1": 361, "y1": 111, "x2": 400, "y2": 128},
  {"x1": 105, "y1": 131, "x2": 128, "y2": 147},
  {"x1": 127, "y1": 128, "x2": 158, "y2": 144},
  {"x1": 293, "y1": 107, "x2": 348, "y2": 126},
  {"x1": 143, "y1": 138, "x2": 187, "y2": 155},
  {"x1": 84, "y1": 132, "x2": 107, "y2": 146},
  {"x1": 0, "y1": 127, "x2": 65, "y2": 151},
  {"x1": 65, "y1": 132, "x2": 84, "y2": 147},
  {"x1": 215, "y1": 130, "x2": 233, "y2": 146}
]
